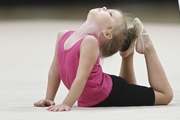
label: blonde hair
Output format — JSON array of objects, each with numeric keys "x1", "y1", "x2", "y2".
[{"x1": 100, "y1": 10, "x2": 137, "y2": 58}]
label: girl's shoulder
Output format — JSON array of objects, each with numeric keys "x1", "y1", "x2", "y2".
[
  {"x1": 82, "y1": 35, "x2": 99, "y2": 45},
  {"x1": 81, "y1": 34, "x2": 100, "y2": 47},
  {"x1": 80, "y1": 35, "x2": 100, "y2": 53},
  {"x1": 57, "y1": 30, "x2": 69, "y2": 42}
]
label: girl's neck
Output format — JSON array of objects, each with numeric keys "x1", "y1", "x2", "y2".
[
  {"x1": 74, "y1": 21, "x2": 101, "y2": 38},
  {"x1": 69, "y1": 21, "x2": 107, "y2": 46}
]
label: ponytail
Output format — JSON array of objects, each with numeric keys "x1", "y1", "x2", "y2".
[{"x1": 120, "y1": 27, "x2": 137, "y2": 51}]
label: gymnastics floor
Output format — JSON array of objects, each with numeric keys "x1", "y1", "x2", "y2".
[{"x1": 0, "y1": 19, "x2": 180, "y2": 120}]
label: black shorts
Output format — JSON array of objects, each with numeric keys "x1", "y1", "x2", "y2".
[{"x1": 93, "y1": 75, "x2": 155, "y2": 107}]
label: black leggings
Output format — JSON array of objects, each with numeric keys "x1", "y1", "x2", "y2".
[{"x1": 93, "y1": 75, "x2": 155, "y2": 107}]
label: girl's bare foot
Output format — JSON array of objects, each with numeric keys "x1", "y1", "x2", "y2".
[
  {"x1": 133, "y1": 18, "x2": 153, "y2": 54},
  {"x1": 136, "y1": 29, "x2": 153, "y2": 54}
]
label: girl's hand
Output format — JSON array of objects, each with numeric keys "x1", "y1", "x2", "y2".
[
  {"x1": 47, "y1": 103, "x2": 71, "y2": 112},
  {"x1": 34, "y1": 99, "x2": 55, "y2": 107}
]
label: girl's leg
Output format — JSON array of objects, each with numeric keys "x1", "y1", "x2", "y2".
[
  {"x1": 119, "y1": 44, "x2": 137, "y2": 84},
  {"x1": 136, "y1": 28, "x2": 173, "y2": 105}
]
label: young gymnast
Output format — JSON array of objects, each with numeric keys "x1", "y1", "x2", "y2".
[{"x1": 34, "y1": 7, "x2": 173, "y2": 112}]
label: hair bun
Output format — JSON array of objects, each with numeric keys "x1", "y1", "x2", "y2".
[
  {"x1": 120, "y1": 26, "x2": 137, "y2": 52},
  {"x1": 120, "y1": 35, "x2": 131, "y2": 51}
]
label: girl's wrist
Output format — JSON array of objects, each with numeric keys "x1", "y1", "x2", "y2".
[
  {"x1": 62, "y1": 102, "x2": 72, "y2": 107},
  {"x1": 45, "y1": 97, "x2": 54, "y2": 101}
]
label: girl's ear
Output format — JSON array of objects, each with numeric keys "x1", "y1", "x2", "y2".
[{"x1": 102, "y1": 29, "x2": 112, "y2": 40}]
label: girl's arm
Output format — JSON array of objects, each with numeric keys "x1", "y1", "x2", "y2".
[
  {"x1": 47, "y1": 35, "x2": 99, "y2": 111},
  {"x1": 34, "y1": 31, "x2": 66, "y2": 107},
  {"x1": 45, "y1": 32, "x2": 62, "y2": 101}
]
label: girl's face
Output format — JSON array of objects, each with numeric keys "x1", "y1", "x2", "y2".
[{"x1": 87, "y1": 7, "x2": 123, "y2": 29}]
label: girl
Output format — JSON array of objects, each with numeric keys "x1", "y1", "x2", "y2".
[{"x1": 34, "y1": 7, "x2": 173, "y2": 112}]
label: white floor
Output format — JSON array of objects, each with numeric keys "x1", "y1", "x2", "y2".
[{"x1": 0, "y1": 20, "x2": 180, "y2": 120}]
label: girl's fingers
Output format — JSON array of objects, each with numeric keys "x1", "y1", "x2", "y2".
[
  {"x1": 47, "y1": 107, "x2": 54, "y2": 111},
  {"x1": 34, "y1": 101, "x2": 38, "y2": 106},
  {"x1": 65, "y1": 107, "x2": 70, "y2": 111},
  {"x1": 47, "y1": 104, "x2": 71, "y2": 112},
  {"x1": 34, "y1": 99, "x2": 55, "y2": 107},
  {"x1": 39, "y1": 101, "x2": 45, "y2": 106}
]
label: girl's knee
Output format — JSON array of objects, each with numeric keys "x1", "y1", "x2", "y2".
[
  {"x1": 165, "y1": 91, "x2": 174, "y2": 104},
  {"x1": 154, "y1": 90, "x2": 173, "y2": 105}
]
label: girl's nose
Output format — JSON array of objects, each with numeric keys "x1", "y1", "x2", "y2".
[{"x1": 102, "y1": 7, "x2": 107, "y2": 11}]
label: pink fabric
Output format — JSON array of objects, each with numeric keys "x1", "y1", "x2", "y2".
[{"x1": 58, "y1": 31, "x2": 112, "y2": 107}]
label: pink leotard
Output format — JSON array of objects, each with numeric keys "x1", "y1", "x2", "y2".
[{"x1": 58, "y1": 31, "x2": 112, "y2": 107}]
